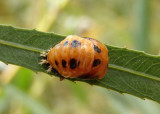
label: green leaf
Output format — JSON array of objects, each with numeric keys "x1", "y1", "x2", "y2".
[{"x1": 0, "y1": 25, "x2": 160, "y2": 103}]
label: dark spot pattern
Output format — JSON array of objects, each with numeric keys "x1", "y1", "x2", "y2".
[
  {"x1": 93, "y1": 59, "x2": 101, "y2": 67},
  {"x1": 71, "y1": 40, "x2": 81, "y2": 47},
  {"x1": 63, "y1": 41, "x2": 68, "y2": 46},
  {"x1": 70, "y1": 59, "x2": 77, "y2": 69},
  {"x1": 94, "y1": 45, "x2": 101, "y2": 53},
  {"x1": 62, "y1": 60, "x2": 67, "y2": 68},
  {"x1": 55, "y1": 60, "x2": 58, "y2": 66}
]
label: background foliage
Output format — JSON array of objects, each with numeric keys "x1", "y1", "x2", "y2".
[{"x1": 0, "y1": 0, "x2": 160, "y2": 114}]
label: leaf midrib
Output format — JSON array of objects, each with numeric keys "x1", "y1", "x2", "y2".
[
  {"x1": 0, "y1": 39, "x2": 42, "y2": 53},
  {"x1": 1, "y1": 39, "x2": 160, "y2": 82},
  {"x1": 109, "y1": 64, "x2": 160, "y2": 81}
]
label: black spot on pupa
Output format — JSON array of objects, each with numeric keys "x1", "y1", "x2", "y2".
[
  {"x1": 62, "y1": 60, "x2": 67, "y2": 68},
  {"x1": 71, "y1": 40, "x2": 81, "y2": 47},
  {"x1": 55, "y1": 60, "x2": 58, "y2": 66},
  {"x1": 94, "y1": 45, "x2": 101, "y2": 53},
  {"x1": 63, "y1": 41, "x2": 68, "y2": 46},
  {"x1": 70, "y1": 59, "x2": 77, "y2": 69},
  {"x1": 93, "y1": 59, "x2": 101, "y2": 67}
]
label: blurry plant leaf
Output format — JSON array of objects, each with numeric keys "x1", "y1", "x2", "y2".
[
  {"x1": 4, "y1": 84, "x2": 53, "y2": 114},
  {"x1": 0, "y1": 25, "x2": 160, "y2": 103},
  {"x1": 11, "y1": 67, "x2": 33, "y2": 91},
  {"x1": 0, "y1": 92, "x2": 9, "y2": 113},
  {"x1": 68, "y1": 81, "x2": 88, "y2": 104}
]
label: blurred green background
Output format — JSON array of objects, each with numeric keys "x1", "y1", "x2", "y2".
[{"x1": 0, "y1": 0, "x2": 160, "y2": 114}]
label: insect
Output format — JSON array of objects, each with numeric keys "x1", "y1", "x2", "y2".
[{"x1": 39, "y1": 35, "x2": 109, "y2": 79}]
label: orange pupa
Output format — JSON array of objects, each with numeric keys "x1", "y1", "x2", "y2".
[{"x1": 40, "y1": 35, "x2": 109, "y2": 79}]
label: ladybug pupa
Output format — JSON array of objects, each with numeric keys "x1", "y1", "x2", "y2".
[{"x1": 39, "y1": 35, "x2": 109, "y2": 79}]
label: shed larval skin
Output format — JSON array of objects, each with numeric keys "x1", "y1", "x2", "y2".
[{"x1": 47, "y1": 35, "x2": 109, "y2": 79}]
